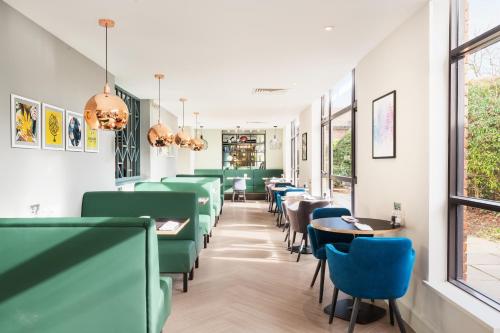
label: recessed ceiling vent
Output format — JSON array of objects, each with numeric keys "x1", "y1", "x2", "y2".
[
  {"x1": 253, "y1": 88, "x2": 288, "y2": 95},
  {"x1": 246, "y1": 121, "x2": 267, "y2": 124}
]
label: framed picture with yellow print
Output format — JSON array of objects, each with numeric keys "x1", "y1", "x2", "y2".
[
  {"x1": 85, "y1": 125, "x2": 99, "y2": 153},
  {"x1": 41, "y1": 103, "x2": 65, "y2": 150}
]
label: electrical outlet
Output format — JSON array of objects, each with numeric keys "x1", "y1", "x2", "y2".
[{"x1": 30, "y1": 203, "x2": 40, "y2": 216}]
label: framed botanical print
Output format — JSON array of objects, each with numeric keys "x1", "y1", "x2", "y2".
[
  {"x1": 42, "y1": 103, "x2": 65, "y2": 150},
  {"x1": 302, "y1": 132, "x2": 307, "y2": 161},
  {"x1": 85, "y1": 125, "x2": 99, "y2": 153},
  {"x1": 11, "y1": 94, "x2": 41, "y2": 149},
  {"x1": 66, "y1": 111, "x2": 84, "y2": 152},
  {"x1": 372, "y1": 90, "x2": 396, "y2": 158}
]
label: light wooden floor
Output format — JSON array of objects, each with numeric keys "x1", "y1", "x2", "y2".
[{"x1": 163, "y1": 200, "x2": 409, "y2": 333}]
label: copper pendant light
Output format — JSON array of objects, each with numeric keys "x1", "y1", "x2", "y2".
[
  {"x1": 147, "y1": 74, "x2": 173, "y2": 147},
  {"x1": 174, "y1": 98, "x2": 192, "y2": 148},
  {"x1": 190, "y1": 112, "x2": 204, "y2": 151},
  {"x1": 84, "y1": 19, "x2": 129, "y2": 131},
  {"x1": 200, "y1": 125, "x2": 208, "y2": 150}
]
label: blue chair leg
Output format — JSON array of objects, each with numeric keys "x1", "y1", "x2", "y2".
[
  {"x1": 319, "y1": 259, "x2": 326, "y2": 303},
  {"x1": 310, "y1": 260, "x2": 321, "y2": 287},
  {"x1": 389, "y1": 299, "x2": 406, "y2": 333},
  {"x1": 328, "y1": 287, "x2": 339, "y2": 324},
  {"x1": 389, "y1": 300, "x2": 394, "y2": 325},
  {"x1": 348, "y1": 298, "x2": 361, "y2": 333}
]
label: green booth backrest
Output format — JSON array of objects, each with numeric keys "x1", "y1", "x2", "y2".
[
  {"x1": 156, "y1": 179, "x2": 214, "y2": 218},
  {"x1": 194, "y1": 169, "x2": 223, "y2": 176},
  {"x1": 176, "y1": 174, "x2": 224, "y2": 197},
  {"x1": 163, "y1": 177, "x2": 221, "y2": 207},
  {"x1": 81, "y1": 191, "x2": 199, "y2": 244},
  {"x1": 0, "y1": 217, "x2": 159, "y2": 333}
]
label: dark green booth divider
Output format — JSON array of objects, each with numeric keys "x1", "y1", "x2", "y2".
[
  {"x1": 81, "y1": 191, "x2": 199, "y2": 285},
  {"x1": 0, "y1": 217, "x2": 171, "y2": 333}
]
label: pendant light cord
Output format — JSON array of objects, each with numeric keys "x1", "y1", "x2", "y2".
[
  {"x1": 105, "y1": 25, "x2": 108, "y2": 84},
  {"x1": 158, "y1": 77, "x2": 161, "y2": 123},
  {"x1": 182, "y1": 101, "x2": 185, "y2": 130}
]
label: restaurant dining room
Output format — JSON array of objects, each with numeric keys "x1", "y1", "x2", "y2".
[{"x1": 0, "y1": 0, "x2": 499, "y2": 332}]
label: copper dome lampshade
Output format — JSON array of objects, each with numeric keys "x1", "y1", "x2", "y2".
[
  {"x1": 174, "y1": 98, "x2": 192, "y2": 148},
  {"x1": 200, "y1": 125, "x2": 208, "y2": 150},
  {"x1": 84, "y1": 19, "x2": 129, "y2": 131},
  {"x1": 190, "y1": 112, "x2": 205, "y2": 151},
  {"x1": 147, "y1": 74, "x2": 173, "y2": 147}
]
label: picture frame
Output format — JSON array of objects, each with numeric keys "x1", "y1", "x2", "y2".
[
  {"x1": 302, "y1": 132, "x2": 307, "y2": 161},
  {"x1": 11, "y1": 94, "x2": 41, "y2": 149},
  {"x1": 65, "y1": 111, "x2": 84, "y2": 152},
  {"x1": 42, "y1": 103, "x2": 65, "y2": 151},
  {"x1": 85, "y1": 125, "x2": 99, "y2": 153},
  {"x1": 372, "y1": 90, "x2": 396, "y2": 158}
]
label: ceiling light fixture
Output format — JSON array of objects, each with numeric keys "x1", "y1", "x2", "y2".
[
  {"x1": 174, "y1": 98, "x2": 192, "y2": 148},
  {"x1": 200, "y1": 125, "x2": 208, "y2": 150},
  {"x1": 84, "y1": 19, "x2": 129, "y2": 131},
  {"x1": 324, "y1": 26, "x2": 334, "y2": 31},
  {"x1": 190, "y1": 112, "x2": 205, "y2": 151},
  {"x1": 269, "y1": 125, "x2": 282, "y2": 150},
  {"x1": 147, "y1": 73, "x2": 173, "y2": 148}
]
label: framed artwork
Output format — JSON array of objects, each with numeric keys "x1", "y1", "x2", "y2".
[
  {"x1": 372, "y1": 90, "x2": 396, "y2": 158},
  {"x1": 11, "y1": 94, "x2": 41, "y2": 149},
  {"x1": 66, "y1": 111, "x2": 84, "y2": 152},
  {"x1": 42, "y1": 103, "x2": 65, "y2": 150},
  {"x1": 85, "y1": 125, "x2": 99, "y2": 153},
  {"x1": 302, "y1": 132, "x2": 307, "y2": 161}
]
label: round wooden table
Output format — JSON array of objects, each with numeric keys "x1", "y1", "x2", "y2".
[{"x1": 311, "y1": 216, "x2": 402, "y2": 325}]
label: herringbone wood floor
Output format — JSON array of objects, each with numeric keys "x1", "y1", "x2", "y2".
[{"x1": 163, "y1": 201, "x2": 408, "y2": 333}]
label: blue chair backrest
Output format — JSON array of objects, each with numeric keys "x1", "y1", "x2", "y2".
[
  {"x1": 326, "y1": 237, "x2": 415, "y2": 300},
  {"x1": 312, "y1": 207, "x2": 351, "y2": 219}
]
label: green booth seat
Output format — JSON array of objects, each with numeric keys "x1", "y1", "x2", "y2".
[
  {"x1": 156, "y1": 179, "x2": 217, "y2": 236},
  {"x1": 166, "y1": 176, "x2": 222, "y2": 222},
  {"x1": 176, "y1": 174, "x2": 224, "y2": 214},
  {"x1": 81, "y1": 191, "x2": 199, "y2": 293},
  {"x1": 0, "y1": 217, "x2": 171, "y2": 333},
  {"x1": 135, "y1": 181, "x2": 212, "y2": 249}
]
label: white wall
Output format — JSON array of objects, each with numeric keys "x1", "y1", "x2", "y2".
[
  {"x1": 355, "y1": 3, "x2": 497, "y2": 332},
  {"x1": 298, "y1": 100, "x2": 321, "y2": 195},
  {"x1": 192, "y1": 128, "x2": 284, "y2": 170},
  {"x1": 0, "y1": 2, "x2": 116, "y2": 217},
  {"x1": 193, "y1": 129, "x2": 222, "y2": 169}
]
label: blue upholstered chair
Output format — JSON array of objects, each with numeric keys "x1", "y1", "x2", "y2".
[
  {"x1": 271, "y1": 182, "x2": 293, "y2": 213},
  {"x1": 326, "y1": 238, "x2": 415, "y2": 333},
  {"x1": 308, "y1": 208, "x2": 354, "y2": 303}
]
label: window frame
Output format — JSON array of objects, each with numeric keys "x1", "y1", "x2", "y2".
[
  {"x1": 115, "y1": 85, "x2": 141, "y2": 183},
  {"x1": 320, "y1": 69, "x2": 357, "y2": 212},
  {"x1": 448, "y1": 0, "x2": 500, "y2": 310}
]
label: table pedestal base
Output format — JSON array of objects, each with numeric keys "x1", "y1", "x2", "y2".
[{"x1": 323, "y1": 299, "x2": 386, "y2": 324}]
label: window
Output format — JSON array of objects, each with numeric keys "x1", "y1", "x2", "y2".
[
  {"x1": 115, "y1": 86, "x2": 141, "y2": 181},
  {"x1": 320, "y1": 70, "x2": 356, "y2": 212},
  {"x1": 449, "y1": 0, "x2": 499, "y2": 310},
  {"x1": 290, "y1": 120, "x2": 300, "y2": 185}
]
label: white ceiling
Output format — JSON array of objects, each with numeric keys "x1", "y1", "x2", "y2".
[{"x1": 5, "y1": 0, "x2": 426, "y2": 128}]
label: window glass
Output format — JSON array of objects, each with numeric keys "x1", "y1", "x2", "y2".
[
  {"x1": 459, "y1": 0, "x2": 500, "y2": 43},
  {"x1": 331, "y1": 72, "x2": 353, "y2": 114},
  {"x1": 458, "y1": 206, "x2": 500, "y2": 303},
  {"x1": 458, "y1": 41, "x2": 499, "y2": 201},
  {"x1": 331, "y1": 111, "x2": 352, "y2": 177},
  {"x1": 331, "y1": 178, "x2": 352, "y2": 211}
]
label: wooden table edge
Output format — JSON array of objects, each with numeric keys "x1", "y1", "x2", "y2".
[
  {"x1": 156, "y1": 217, "x2": 191, "y2": 236},
  {"x1": 311, "y1": 219, "x2": 402, "y2": 235}
]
